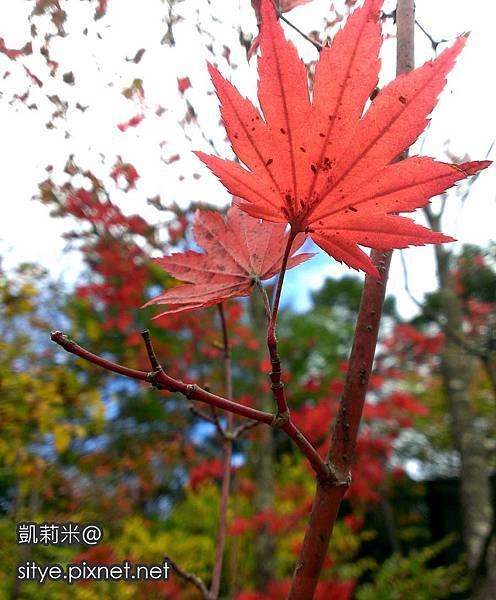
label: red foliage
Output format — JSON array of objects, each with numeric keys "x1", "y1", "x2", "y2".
[
  {"x1": 117, "y1": 113, "x2": 144, "y2": 132},
  {"x1": 0, "y1": 38, "x2": 32, "y2": 60},
  {"x1": 177, "y1": 76, "x2": 191, "y2": 93},
  {"x1": 110, "y1": 158, "x2": 140, "y2": 190},
  {"x1": 95, "y1": 0, "x2": 108, "y2": 18},
  {"x1": 144, "y1": 206, "x2": 312, "y2": 316},
  {"x1": 189, "y1": 459, "x2": 224, "y2": 490},
  {"x1": 198, "y1": 0, "x2": 489, "y2": 276}
]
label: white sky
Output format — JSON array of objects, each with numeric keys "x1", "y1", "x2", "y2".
[{"x1": 0, "y1": 0, "x2": 494, "y2": 317}]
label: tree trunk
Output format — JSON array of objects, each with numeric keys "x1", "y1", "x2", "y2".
[{"x1": 427, "y1": 218, "x2": 495, "y2": 598}]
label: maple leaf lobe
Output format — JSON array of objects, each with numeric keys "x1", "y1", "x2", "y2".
[{"x1": 197, "y1": 0, "x2": 490, "y2": 277}]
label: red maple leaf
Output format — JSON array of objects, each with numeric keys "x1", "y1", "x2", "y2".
[
  {"x1": 0, "y1": 38, "x2": 32, "y2": 60},
  {"x1": 197, "y1": 0, "x2": 490, "y2": 277},
  {"x1": 177, "y1": 76, "x2": 192, "y2": 94},
  {"x1": 117, "y1": 113, "x2": 144, "y2": 132},
  {"x1": 143, "y1": 206, "x2": 312, "y2": 316}
]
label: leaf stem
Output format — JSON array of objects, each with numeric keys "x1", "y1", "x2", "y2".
[
  {"x1": 267, "y1": 230, "x2": 296, "y2": 415},
  {"x1": 255, "y1": 278, "x2": 271, "y2": 322}
]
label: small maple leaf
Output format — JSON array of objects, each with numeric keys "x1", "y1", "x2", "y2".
[
  {"x1": 143, "y1": 206, "x2": 312, "y2": 317},
  {"x1": 177, "y1": 76, "x2": 192, "y2": 94},
  {"x1": 117, "y1": 113, "x2": 144, "y2": 132},
  {"x1": 197, "y1": 0, "x2": 490, "y2": 277}
]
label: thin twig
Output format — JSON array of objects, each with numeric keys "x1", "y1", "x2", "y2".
[
  {"x1": 51, "y1": 331, "x2": 274, "y2": 424},
  {"x1": 210, "y1": 405, "x2": 226, "y2": 439},
  {"x1": 401, "y1": 244, "x2": 492, "y2": 361},
  {"x1": 233, "y1": 420, "x2": 262, "y2": 439},
  {"x1": 278, "y1": 13, "x2": 322, "y2": 52},
  {"x1": 414, "y1": 18, "x2": 448, "y2": 51},
  {"x1": 141, "y1": 329, "x2": 162, "y2": 371},
  {"x1": 210, "y1": 437, "x2": 232, "y2": 599},
  {"x1": 210, "y1": 302, "x2": 234, "y2": 599},
  {"x1": 189, "y1": 403, "x2": 218, "y2": 425},
  {"x1": 218, "y1": 303, "x2": 233, "y2": 405},
  {"x1": 166, "y1": 556, "x2": 210, "y2": 599},
  {"x1": 399, "y1": 250, "x2": 423, "y2": 311}
]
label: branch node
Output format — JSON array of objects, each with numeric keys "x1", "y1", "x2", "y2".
[
  {"x1": 51, "y1": 330, "x2": 73, "y2": 349},
  {"x1": 325, "y1": 461, "x2": 352, "y2": 487},
  {"x1": 271, "y1": 410, "x2": 290, "y2": 428},
  {"x1": 185, "y1": 383, "x2": 197, "y2": 399},
  {"x1": 146, "y1": 370, "x2": 166, "y2": 390}
]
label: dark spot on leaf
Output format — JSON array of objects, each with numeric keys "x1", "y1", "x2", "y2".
[
  {"x1": 319, "y1": 132, "x2": 326, "y2": 137},
  {"x1": 265, "y1": 158, "x2": 273, "y2": 166},
  {"x1": 280, "y1": 127, "x2": 286, "y2": 134},
  {"x1": 349, "y1": 206, "x2": 357, "y2": 212},
  {"x1": 370, "y1": 87, "x2": 380, "y2": 101},
  {"x1": 300, "y1": 146, "x2": 306, "y2": 152},
  {"x1": 321, "y1": 157, "x2": 333, "y2": 172},
  {"x1": 310, "y1": 164, "x2": 317, "y2": 174},
  {"x1": 399, "y1": 95, "x2": 407, "y2": 104},
  {"x1": 285, "y1": 193, "x2": 292, "y2": 202}
]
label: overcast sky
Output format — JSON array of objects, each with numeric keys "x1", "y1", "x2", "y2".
[{"x1": 0, "y1": 0, "x2": 494, "y2": 317}]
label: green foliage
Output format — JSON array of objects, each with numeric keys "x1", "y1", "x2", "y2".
[{"x1": 356, "y1": 536, "x2": 469, "y2": 600}]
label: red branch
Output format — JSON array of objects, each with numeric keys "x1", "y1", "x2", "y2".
[
  {"x1": 50, "y1": 330, "x2": 330, "y2": 481},
  {"x1": 288, "y1": 1, "x2": 415, "y2": 598},
  {"x1": 266, "y1": 230, "x2": 296, "y2": 416},
  {"x1": 50, "y1": 331, "x2": 273, "y2": 425}
]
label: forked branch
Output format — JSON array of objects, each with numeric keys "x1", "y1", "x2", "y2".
[{"x1": 50, "y1": 330, "x2": 330, "y2": 481}]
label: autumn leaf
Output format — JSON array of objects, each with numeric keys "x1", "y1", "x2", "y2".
[
  {"x1": 0, "y1": 38, "x2": 32, "y2": 60},
  {"x1": 197, "y1": 0, "x2": 491, "y2": 277},
  {"x1": 177, "y1": 76, "x2": 191, "y2": 94},
  {"x1": 117, "y1": 113, "x2": 144, "y2": 132},
  {"x1": 143, "y1": 206, "x2": 312, "y2": 316}
]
